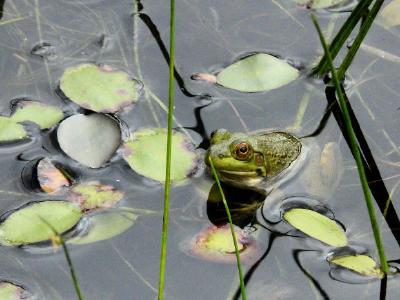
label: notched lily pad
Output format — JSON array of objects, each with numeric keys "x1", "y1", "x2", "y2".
[
  {"x1": 69, "y1": 210, "x2": 136, "y2": 245},
  {"x1": 294, "y1": 0, "x2": 348, "y2": 9},
  {"x1": 37, "y1": 158, "x2": 71, "y2": 193},
  {"x1": 380, "y1": 0, "x2": 400, "y2": 28},
  {"x1": 68, "y1": 181, "x2": 124, "y2": 210},
  {"x1": 329, "y1": 255, "x2": 384, "y2": 278},
  {"x1": 123, "y1": 128, "x2": 200, "y2": 182},
  {"x1": 185, "y1": 225, "x2": 259, "y2": 263},
  {"x1": 194, "y1": 53, "x2": 299, "y2": 92},
  {"x1": 0, "y1": 201, "x2": 82, "y2": 246},
  {"x1": 10, "y1": 100, "x2": 64, "y2": 129},
  {"x1": 283, "y1": 208, "x2": 347, "y2": 247},
  {"x1": 0, "y1": 117, "x2": 27, "y2": 143},
  {"x1": 0, "y1": 281, "x2": 33, "y2": 300},
  {"x1": 59, "y1": 63, "x2": 141, "y2": 113},
  {"x1": 57, "y1": 113, "x2": 121, "y2": 168}
]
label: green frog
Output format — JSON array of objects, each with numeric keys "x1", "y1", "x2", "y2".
[{"x1": 205, "y1": 129, "x2": 342, "y2": 198}]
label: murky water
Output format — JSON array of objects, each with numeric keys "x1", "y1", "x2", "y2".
[{"x1": 0, "y1": 0, "x2": 399, "y2": 299}]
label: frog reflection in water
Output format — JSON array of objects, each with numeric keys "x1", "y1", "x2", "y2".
[{"x1": 205, "y1": 129, "x2": 342, "y2": 198}]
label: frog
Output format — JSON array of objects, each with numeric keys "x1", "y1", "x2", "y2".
[{"x1": 205, "y1": 128, "x2": 343, "y2": 198}]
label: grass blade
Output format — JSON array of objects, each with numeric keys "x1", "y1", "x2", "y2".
[
  {"x1": 158, "y1": 0, "x2": 175, "y2": 299},
  {"x1": 208, "y1": 157, "x2": 247, "y2": 300},
  {"x1": 311, "y1": 14, "x2": 389, "y2": 274}
]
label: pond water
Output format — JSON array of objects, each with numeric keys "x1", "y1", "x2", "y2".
[{"x1": 0, "y1": 0, "x2": 399, "y2": 299}]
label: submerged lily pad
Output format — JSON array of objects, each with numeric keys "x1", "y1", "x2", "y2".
[
  {"x1": 59, "y1": 63, "x2": 140, "y2": 113},
  {"x1": 123, "y1": 128, "x2": 199, "y2": 182},
  {"x1": 10, "y1": 100, "x2": 64, "y2": 129},
  {"x1": 329, "y1": 255, "x2": 384, "y2": 278},
  {"x1": 215, "y1": 53, "x2": 299, "y2": 92},
  {"x1": 294, "y1": 0, "x2": 348, "y2": 9},
  {"x1": 283, "y1": 208, "x2": 347, "y2": 247},
  {"x1": 0, "y1": 117, "x2": 27, "y2": 143},
  {"x1": 37, "y1": 158, "x2": 71, "y2": 193},
  {"x1": 69, "y1": 210, "x2": 136, "y2": 245},
  {"x1": 57, "y1": 113, "x2": 121, "y2": 168},
  {"x1": 380, "y1": 0, "x2": 400, "y2": 28},
  {"x1": 0, "y1": 281, "x2": 33, "y2": 300},
  {"x1": 68, "y1": 181, "x2": 124, "y2": 210},
  {"x1": 186, "y1": 225, "x2": 259, "y2": 263},
  {"x1": 0, "y1": 201, "x2": 82, "y2": 246}
]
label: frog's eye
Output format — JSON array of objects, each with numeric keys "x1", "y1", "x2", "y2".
[{"x1": 233, "y1": 142, "x2": 253, "y2": 160}]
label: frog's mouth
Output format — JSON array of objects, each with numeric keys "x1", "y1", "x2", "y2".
[{"x1": 216, "y1": 169, "x2": 265, "y2": 189}]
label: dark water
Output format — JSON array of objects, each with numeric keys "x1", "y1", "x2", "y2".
[{"x1": 0, "y1": 0, "x2": 399, "y2": 299}]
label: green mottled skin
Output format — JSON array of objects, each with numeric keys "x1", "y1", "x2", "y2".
[{"x1": 206, "y1": 129, "x2": 301, "y2": 189}]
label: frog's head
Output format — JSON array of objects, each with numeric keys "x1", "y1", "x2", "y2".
[{"x1": 205, "y1": 129, "x2": 268, "y2": 188}]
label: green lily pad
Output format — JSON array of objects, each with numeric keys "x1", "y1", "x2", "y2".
[
  {"x1": 283, "y1": 208, "x2": 347, "y2": 247},
  {"x1": 10, "y1": 100, "x2": 64, "y2": 129},
  {"x1": 216, "y1": 53, "x2": 299, "y2": 92},
  {"x1": 37, "y1": 158, "x2": 71, "y2": 193},
  {"x1": 69, "y1": 210, "x2": 137, "y2": 245},
  {"x1": 68, "y1": 181, "x2": 124, "y2": 210},
  {"x1": 380, "y1": 0, "x2": 400, "y2": 28},
  {"x1": 59, "y1": 63, "x2": 140, "y2": 113},
  {"x1": 329, "y1": 255, "x2": 384, "y2": 278},
  {"x1": 0, "y1": 201, "x2": 83, "y2": 246},
  {"x1": 294, "y1": 0, "x2": 347, "y2": 9},
  {"x1": 0, "y1": 281, "x2": 33, "y2": 300},
  {"x1": 123, "y1": 128, "x2": 199, "y2": 182},
  {"x1": 0, "y1": 117, "x2": 27, "y2": 143},
  {"x1": 57, "y1": 114, "x2": 121, "y2": 168}
]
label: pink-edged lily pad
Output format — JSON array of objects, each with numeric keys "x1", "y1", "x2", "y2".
[{"x1": 0, "y1": 281, "x2": 33, "y2": 300}]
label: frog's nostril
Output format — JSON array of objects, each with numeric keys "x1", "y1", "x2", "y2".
[{"x1": 218, "y1": 154, "x2": 224, "y2": 159}]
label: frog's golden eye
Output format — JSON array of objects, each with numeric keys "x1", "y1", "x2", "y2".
[{"x1": 234, "y1": 142, "x2": 253, "y2": 160}]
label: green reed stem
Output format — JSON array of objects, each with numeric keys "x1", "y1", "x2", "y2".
[
  {"x1": 311, "y1": 15, "x2": 389, "y2": 274},
  {"x1": 38, "y1": 218, "x2": 83, "y2": 300},
  {"x1": 158, "y1": 0, "x2": 175, "y2": 299},
  {"x1": 312, "y1": 0, "x2": 373, "y2": 76},
  {"x1": 336, "y1": 0, "x2": 386, "y2": 80},
  {"x1": 208, "y1": 157, "x2": 247, "y2": 300}
]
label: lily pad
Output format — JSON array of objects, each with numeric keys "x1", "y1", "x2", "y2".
[
  {"x1": 329, "y1": 255, "x2": 384, "y2": 278},
  {"x1": 0, "y1": 281, "x2": 33, "y2": 300},
  {"x1": 380, "y1": 0, "x2": 400, "y2": 28},
  {"x1": 0, "y1": 201, "x2": 82, "y2": 246},
  {"x1": 0, "y1": 117, "x2": 27, "y2": 143},
  {"x1": 294, "y1": 0, "x2": 348, "y2": 9},
  {"x1": 57, "y1": 113, "x2": 121, "y2": 168},
  {"x1": 283, "y1": 208, "x2": 347, "y2": 247},
  {"x1": 216, "y1": 53, "x2": 299, "y2": 92},
  {"x1": 123, "y1": 128, "x2": 199, "y2": 182},
  {"x1": 10, "y1": 100, "x2": 64, "y2": 129},
  {"x1": 69, "y1": 210, "x2": 136, "y2": 245},
  {"x1": 68, "y1": 181, "x2": 124, "y2": 210},
  {"x1": 186, "y1": 225, "x2": 259, "y2": 263},
  {"x1": 37, "y1": 158, "x2": 71, "y2": 193},
  {"x1": 59, "y1": 63, "x2": 140, "y2": 113}
]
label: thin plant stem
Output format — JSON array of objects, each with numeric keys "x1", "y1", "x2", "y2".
[
  {"x1": 208, "y1": 157, "x2": 247, "y2": 300},
  {"x1": 158, "y1": 0, "x2": 175, "y2": 299},
  {"x1": 312, "y1": 0, "x2": 373, "y2": 76},
  {"x1": 311, "y1": 15, "x2": 389, "y2": 274},
  {"x1": 336, "y1": 0, "x2": 386, "y2": 80}
]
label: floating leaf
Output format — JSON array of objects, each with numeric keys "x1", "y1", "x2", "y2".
[
  {"x1": 123, "y1": 128, "x2": 199, "y2": 182},
  {"x1": 0, "y1": 201, "x2": 82, "y2": 246},
  {"x1": 329, "y1": 255, "x2": 384, "y2": 278},
  {"x1": 57, "y1": 114, "x2": 121, "y2": 168},
  {"x1": 68, "y1": 181, "x2": 124, "y2": 210},
  {"x1": 37, "y1": 158, "x2": 71, "y2": 193},
  {"x1": 380, "y1": 0, "x2": 400, "y2": 28},
  {"x1": 294, "y1": 0, "x2": 348, "y2": 9},
  {"x1": 59, "y1": 63, "x2": 140, "y2": 113},
  {"x1": 216, "y1": 53, "x2": 299, "y2": 92},
  {"x1": 186, "y1": 225, "x2": 259, "y2": 263},
  {"x1": 283, "y1": 208, "x2": 347, "y2": 247},
  {"x1": 0, "y1": 117, "x2": 27, "y2": 142},
  {"x1": 0, "y1": 281, "x2": 33, "y2": 300},
  {"x1": 10, "y1": 100, "x2": 64, "y2": 129},
  {"x1": 69, "y1": 210, "x2": 136, "y2": 245}
]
